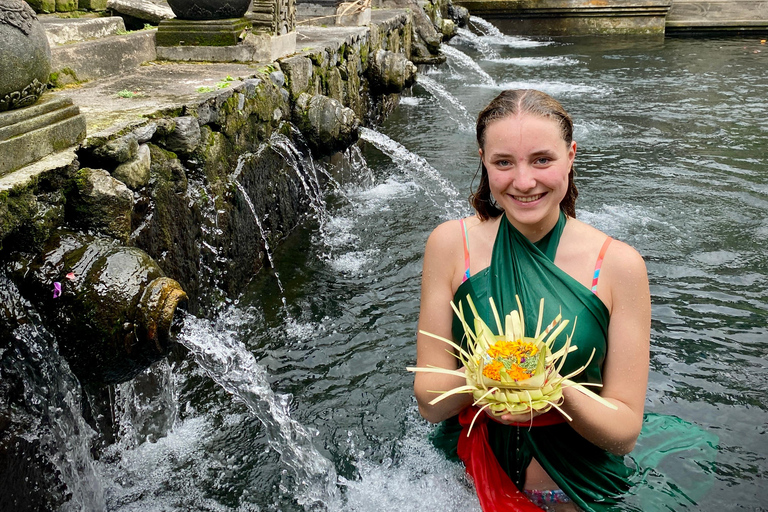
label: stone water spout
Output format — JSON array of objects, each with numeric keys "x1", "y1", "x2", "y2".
[{"x1": 9, "y1": 232, "x2": 187, "y2": 386}]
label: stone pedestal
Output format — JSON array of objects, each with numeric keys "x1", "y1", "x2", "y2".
[
  {"x1": 156, "y1": 30, "x2": 297, "y2": 62},
  {"x1": 0, "y1": 95, "x2": 86, "y2": 177},
  {"x1": 156, "y1": 17, "x2": 251, "y2": 47},
  {"x1": 453, "y1": 0, "x2": 672, "y2": 35}
]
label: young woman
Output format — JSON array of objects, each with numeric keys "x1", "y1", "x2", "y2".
[{"x1": 414, "y1": 89, "x2": 651, "y2": 511}]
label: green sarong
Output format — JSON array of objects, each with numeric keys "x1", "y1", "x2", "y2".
[{"x1": 430, "y1": 212, "x2": 718, "y2": 511}]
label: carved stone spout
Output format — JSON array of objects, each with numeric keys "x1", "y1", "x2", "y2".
[{"x1": 9, "y1": 232, "x2": 188, "y2": 386}]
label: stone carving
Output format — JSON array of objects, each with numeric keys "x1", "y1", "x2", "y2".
[
  {"x1": 0, "y1": 78, "x2": 47, "y2": 111},
  {"x1": 251, "y1": 0, "x2": 295, "y2": 35},
  {"x1": 0, "y1": 0, "x2": 50, "y2": 112},
  {"x1": 0, "y1": 0, "x2": 35, "y2": 34},
  {"x1": 166, "y1": 0, "x2": 251, "y2": 20}
]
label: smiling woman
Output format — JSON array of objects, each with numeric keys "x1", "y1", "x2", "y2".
[{"x1": 414, "y1": 89, "x2": 652, "y2": 511}]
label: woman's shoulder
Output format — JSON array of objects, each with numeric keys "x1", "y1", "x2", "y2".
[
  {"x1": 565, "y1": 218, "x2": 647, "y2": 284},
  {"x1": 426, "y1": 215, "x2": 484, "y2": 245},
  {"x1": 566, "y1": 218, "x2": 642, "y2": 256}
]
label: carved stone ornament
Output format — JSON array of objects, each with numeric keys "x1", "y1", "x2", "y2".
[
  {"x1": 166, "y1": 0, "x2": 252, "y2": 20},
  {"x1": 0, "y1": 78, "x2": 48, "y2": 111},
  {"x1": 0, "y1": 0, "x2": 51, "y2": 112},
  {"x1": 250, "y1": 0, "x2": 295, "y2": 35},
  {"x1": 0, "y1": 0, "x2": 36, "y2": 35}
]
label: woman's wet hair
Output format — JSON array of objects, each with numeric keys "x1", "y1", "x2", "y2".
[{"x1": 470, "y1": 89, "x2": 578, "y2": 220}]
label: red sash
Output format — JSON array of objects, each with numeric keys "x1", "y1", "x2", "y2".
[{"x1": 456, "y1": 407, "x2": 566, "y2": 511}]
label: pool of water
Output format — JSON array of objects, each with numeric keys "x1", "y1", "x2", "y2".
[{"x1": 96, "y1": 25, "x2": 768, "y2": 512}]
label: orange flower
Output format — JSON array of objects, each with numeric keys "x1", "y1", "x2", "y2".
[{"x1": 482, "y1": 360, "x2": 503, "y2": 380}]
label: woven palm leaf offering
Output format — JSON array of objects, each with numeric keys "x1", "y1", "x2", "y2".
[{"x1": 408, "y1": 295, "x2": 617, "y2": 433}]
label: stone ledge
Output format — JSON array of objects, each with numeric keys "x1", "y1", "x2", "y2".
[
  {"x1": 0, "y1": 148, "x2": 77, "y2": 193},
  {"x1": 0, "y1": 96, "x2": 86, "y2": 177},
  {"x1": 453, "y1": 0, "x2": 671, "y2": 34},
  {"x1": 41, "y1": 16, "x2": 127, "y2": 45},
  {"x1": 156, "y1": 32, "x2": 297, "y2": 62},
  {"x1": 51, "y1": 30, "x2": 157, "y2": 82},
  {"x1": 666, "y1": 0, "x2": 768, "y2": 32}
]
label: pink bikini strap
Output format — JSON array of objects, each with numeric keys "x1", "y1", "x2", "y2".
[
  {"x1": 460, "y1": 218, "x2": 471, "y2": 282},
  {"x1": 591, "y1": 237, "x2": 613, "y2": 295}
]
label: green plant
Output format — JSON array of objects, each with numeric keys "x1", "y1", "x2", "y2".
[{"x1": 116, "y1": 89, "x2": 141, "y2": 98}]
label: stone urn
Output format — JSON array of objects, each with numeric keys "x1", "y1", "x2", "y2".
[
  {"x1": 0, "y1": 0, "x2": 50, "y2": 112},
  {"x1": 166, "y1": 0, "x2": 252, "y2": 20}
]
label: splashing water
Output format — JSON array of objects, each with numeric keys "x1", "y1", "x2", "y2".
[
  {"x1": 454, "y1": 27, "x2": 499, "y2": 59},
  {"x1": 468, "y1": 16, "x2": 552, "y2": 48},
  {"x1": 233, "y1": 181, "x2": 288, "y2": 307},
  {"x1": 177, "y1": 313, "x2": 341, "y2": 510},
  {"x1": 414, "y1": 75, "x2": 475, "y2": 132},
  {"x1": 442, "y1": 44, "x2": 496, "y2": 85},
  {"x1": 358, "y1": 126, "x2": 463, "y2": 218}
]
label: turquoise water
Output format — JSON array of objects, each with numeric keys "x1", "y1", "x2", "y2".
[{"x1": 98, "y1": 28, "x2": 768, "y2": 511}]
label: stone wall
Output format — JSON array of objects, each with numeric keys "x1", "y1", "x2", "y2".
[{"x1": 0, "y1": 9, "x2": 422, "y2": 509}]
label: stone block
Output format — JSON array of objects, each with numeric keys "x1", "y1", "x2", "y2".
[
  {"x1": 78, "y1": 0, "x2": 109, "y2": 10},
  {"x1": 112, "y1": 143, "x2": 151, "y2": 190},
  {"x1": 156, "y1": 31, "x2": 296, "y2": 62},
  {"x1": 25, "y1": 0, "x2": 57, "y2": 13},
  {"x1": 156, "y1": 18, "x2": 252, "y2": 47},
  {"x1": 41, "y1": 16, "x2": 126, "y2": 46},
  {"x1": 55, "y1": 0, "x2": 78, "y2": 11},
  {"x1": 106, "y1": 0, "x2": 175, "y2": 24},
  {"x1": 0, "y1": 96, "x2": 86, "y2": 177},
  {"x1": 280, "y1": 55, "x2": 313, "y2": 101},
  {"x1": 50, "y1": 30, "x2": 156, "y2": 81},
  {"x1": 70, "y1": 167, "x2": 133, "y2": 242}
]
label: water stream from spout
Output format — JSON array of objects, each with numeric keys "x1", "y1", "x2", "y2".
[
  {"x1": 454, "y1": 26, "x2": 499, "y2": 59},
  {"x1": 413, "y1": 75, "x2": 475, "y2": 132},
  {"x1": 234, "y1": 180, "x2": 287, "y2": 306},
  {"x1": 177, "y1": 313, "x2": 341, "y2": 510},
  {"x1": 268, "y1": 130, "x2": 329, "y2": 226},
  {"x1": 441, "y1": 44, "x2": 496, "y2": 85},
  {"x1": 358, "y1": 126, "x2": 462, "y2": 218},
  {"x1": 1, "y1": 277, "x2": 106, "y2": 511}
]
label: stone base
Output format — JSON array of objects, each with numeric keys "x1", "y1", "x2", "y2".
[
  {"x1": 156, "y1": 18, "x2": 252, "y2": 47},
  {"x1": 336, "y1": 4, "x2": 372, "y2": 26},
  {"x1": 0, "y1": 96, "x2": 86, "y2": 177},
  {"x1": 156, "y1": 31, "x2": 297, "y2": 62},
  {"x1": 453, "y1": 0, "x2": 672, "y2": 35}
]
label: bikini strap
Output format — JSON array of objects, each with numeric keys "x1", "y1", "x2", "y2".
[
  {"x1": 591, "y1": 236, "x2": 613, "y2": 295},
  {"x1": 460, "y1": 218, "x2": 471, "y2": 282}
]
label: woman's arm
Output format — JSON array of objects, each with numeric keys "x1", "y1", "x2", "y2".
[
  {"x1": 557, "y1": 240, "x2": 651, "y2": 455},
  {"x1": 414, "y1": 220, "x2": 474, "y2": 423}
]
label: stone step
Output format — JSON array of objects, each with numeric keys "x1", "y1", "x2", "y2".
[
  {"x1": 40, "y1": 16, "x2": 127, "y2": 45},
  {"x1": 667, "y1": 0, "x2": 768, "y2": 32},
  {"x1": 50, "y1": 29, "x2": 157, "y2": 83}
]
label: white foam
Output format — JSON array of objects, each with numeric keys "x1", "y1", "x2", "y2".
[
  {"x1": 399, "y1": 96, "x2": 422, "y2": 106},
  {"x1": 340, "y1": 419, "x2": 481, "y2": 512},
  {"x1": 329, "y1": 249, "x2": 379, "y2": 274},
  {"x1": 495, "y1": 80, "x2": 606, "y2": 96},
  {"x1": 492, "y1": 56, "x2": 579, "y2": 67}
]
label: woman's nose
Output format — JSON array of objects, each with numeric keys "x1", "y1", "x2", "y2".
[{"x1": 512, "y1": 165, "x2": 536, "y2": 191}]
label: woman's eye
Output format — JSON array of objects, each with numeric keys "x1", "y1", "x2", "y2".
[
  {"x1": 535, "y1": 157, "x2": 551, "y2": 165},
  {"x1": 496, "y1": 160, "x2": 510, "y2": 167}
]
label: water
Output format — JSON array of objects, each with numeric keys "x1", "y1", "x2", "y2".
[{"x1": 47, "y1": 24, "x2": 768, "y2": 511}]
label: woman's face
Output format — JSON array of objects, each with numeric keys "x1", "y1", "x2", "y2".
[{"x1": 479, "y1": 112, "x2": 576, "y2": 239}]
